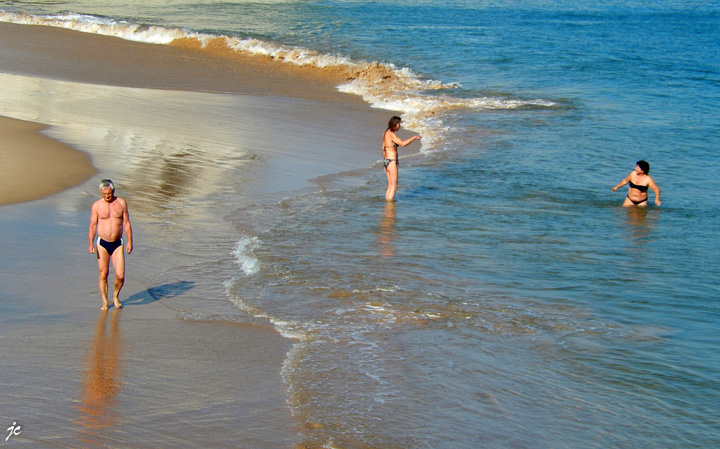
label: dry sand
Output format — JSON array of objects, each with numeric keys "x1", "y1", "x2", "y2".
[{"x1": 0, "y1": 116, "x2": 96, "y2": 205}]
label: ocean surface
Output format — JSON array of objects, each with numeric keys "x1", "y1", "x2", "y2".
[{"x1": 2, "y1": 1, "x2": 719, "y2": 448}]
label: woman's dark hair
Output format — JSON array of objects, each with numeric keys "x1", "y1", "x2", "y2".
[
  {"x1": 636, "y1": 160, "x2": 650, "y2": 174},
  {"x1": 388, "y1": 116, "x2": 402, "y2": 130}
]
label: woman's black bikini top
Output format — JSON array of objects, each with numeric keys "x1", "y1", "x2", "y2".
[{"x1": 629, "y1": 181, "x2": 649, "y2": 192}]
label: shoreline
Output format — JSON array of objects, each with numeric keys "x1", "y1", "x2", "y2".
[{"x1": 0, "y1": 20, "x2": 391, "y2": 448}]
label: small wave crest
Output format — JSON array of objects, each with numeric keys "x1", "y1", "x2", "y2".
[
  {"x1": 0, "y1": 11, "x2": 557, "y2": 150},
  {"x1": 232, "y1": 236, "x2": 261, "y2": 276},
  {"x1": 224, "y1": 281, "x2": 311, "y2": 341},
  {"x1": 0, "y1": 11, "x2": 185, "y2": 44}
]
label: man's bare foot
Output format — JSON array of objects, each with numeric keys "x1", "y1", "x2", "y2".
[
  {"x1": 113, "y1": 299, "x2": 123, "y2": 309},
  {"x1": 100, "y1": 303, "x2": 109, "y2": 311}
]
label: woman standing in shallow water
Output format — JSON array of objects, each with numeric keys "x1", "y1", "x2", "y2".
[
  {"x1": 382, "y1": 116, "x2": 421, "y2": 201},
  {"x1": 612, "y1": 160, "x2": 661, "y2": 206}
]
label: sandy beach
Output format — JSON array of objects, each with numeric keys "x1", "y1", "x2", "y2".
[
  {"x1": 0, "y1": 20, "x2": 389, "y2": 448},
  {"x1": 0, "y1": 116, "x2": 96, "y2": 206},
  {"x1": 0, "y1": 20, "x2": 379, "y2": 206}
]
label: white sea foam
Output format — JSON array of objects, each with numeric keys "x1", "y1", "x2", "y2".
[
  {"x1": 226, "y1": 291, "x2": 311, "y2": 341},
  {"x1": 232, "y1": 236, "x2": 261, "y2": 276},
  {"x1": 223, "y1": 273, "x2": 313, "y2": 341},
  {"x1": 0, "y1": 11, "x2": 186, "y2": 44}
]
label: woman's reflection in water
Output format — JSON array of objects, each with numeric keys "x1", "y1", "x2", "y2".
[
  {"x1": 379, "y1": 201, "x2": 396, "y2": 257},
  {"x1": 624, "y1": 204, "x2": 657, "y2": 243},
  {"x1": 75, "y1": 309, "x2": 123, "y2": 443}
]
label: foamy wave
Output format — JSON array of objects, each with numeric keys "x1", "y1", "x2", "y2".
[
  {"x1": 224, "y1": 285, "x2": 311, "y2": 341},
  {"x1": 0, "y1": 11, "x2": 186, "y2": 44},
  {"x1": 232, "y1": 236, "x2": 261, "y2": 276},
  {"x1": 0, "y1": 11, "x2": 557, "y2": 149},
  {"x1": 339, "y1": 74, "x2": 557, "y2": 148},
  {"x1": 224, "y1": 36, "x2": 354, "y2": 68}
]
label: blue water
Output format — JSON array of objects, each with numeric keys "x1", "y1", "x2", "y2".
[{"x1": 2, "y1": 1, "x2": 719, "y2": 448}]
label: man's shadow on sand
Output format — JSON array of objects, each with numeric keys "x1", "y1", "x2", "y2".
[{"x1": 122, "y1": 281, "x2": 195, "y2": 306}]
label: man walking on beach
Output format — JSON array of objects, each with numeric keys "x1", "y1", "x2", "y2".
[{"x1": 88, "y1": 179, "x2": 133, "y2": 310}]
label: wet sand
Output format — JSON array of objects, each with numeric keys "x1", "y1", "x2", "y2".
[{"x1": 0, "y1": 21, "x2": 389, "y2": 448}]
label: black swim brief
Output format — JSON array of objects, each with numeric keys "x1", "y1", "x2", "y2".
[
  {"x1": 97, "y1": 237, "x2": 123, "y2": 255},
  {"x1": 627, "y1": 195, "x2": 648, "y2": 205}
]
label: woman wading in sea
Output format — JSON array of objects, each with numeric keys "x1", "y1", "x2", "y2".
[
  {"x1": 382, "y1": 116, "x2": 421, "y2": 201},
  {"x1": 612, "y1": 160, "x2": 661, "y2": 206}
]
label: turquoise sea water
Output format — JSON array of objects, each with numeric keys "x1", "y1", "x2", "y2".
[{"x1": 1, "y1": 1, "x2": 719, "y2": 448}]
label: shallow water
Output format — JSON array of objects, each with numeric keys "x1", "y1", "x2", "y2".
[{"x1": 1, "y1": 1, "x2": 719, "y2": 448}]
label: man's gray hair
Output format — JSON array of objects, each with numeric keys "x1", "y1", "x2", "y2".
[{"x1": 99, "y1": 179, "x2": 115, "y2": 191}]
